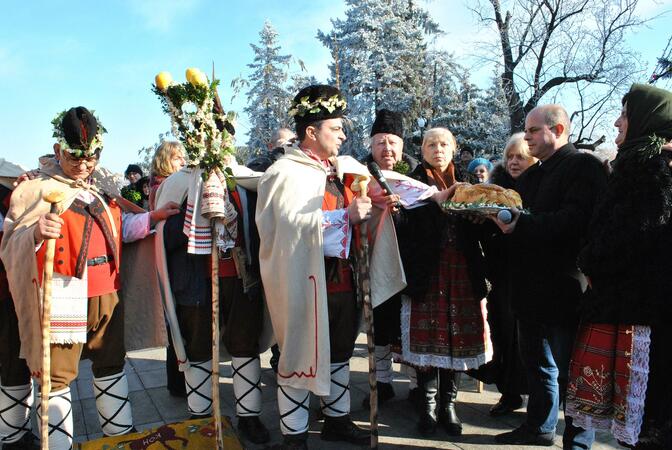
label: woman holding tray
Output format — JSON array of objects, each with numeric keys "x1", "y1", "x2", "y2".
[{"x1": 398, "y1": 127, "x2": 490, "y2": 437}]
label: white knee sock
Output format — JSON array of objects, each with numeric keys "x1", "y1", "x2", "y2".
[
  {"x1": 231, "y1": 356, "x2": 262, "y2": 417},
  {"x1": 320, "y1": 362, "x2": 350, "y2": 418},
  {"x1": 277, "y1": 385, "x2": 309, "y2": 435},
  {"x1": 93, "y1": 372, "x2": 133, "y2": 436},
  {"x1": 37, "y1": 387, "x2": 72, "y2": 450},
  {"x1": 374, "y1": 345, "x2": 393, "y2": 384},
  {"x1": 184, "y1": 360, "x2": 212, "y2": 416},
  {"x1": 0, "y1": 383, "x2": 33, "y2": 444}
]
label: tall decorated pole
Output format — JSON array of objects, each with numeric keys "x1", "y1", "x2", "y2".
[{"x1": 153, "y1": 67, "x2": 238, "y2": 450}]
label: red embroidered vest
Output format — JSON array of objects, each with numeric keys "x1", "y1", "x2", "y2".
[
  {"x1": 323, "y1": 174, "x2": 355, "y2": 293},
  {"x1": 36, "y1": 196, "x2": 122, "y2": 297}
]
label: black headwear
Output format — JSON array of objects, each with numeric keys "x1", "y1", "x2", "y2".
[
  {"x1": 616, "y1": 84, "x2": 672, "y2": 162},
  {"x1": 370, "y1": 109, "x2": 403, "y2": 138},
  {"x1": 125, "y1": 164, "x2": 143, "y2": 177},
  {"x1": 622, "y1": 84, "x2": 672, "y2": 144},
  {"x1": 62, "y1": 107, "x2": 98, "y2": 151},
  {"x1": 290, "y1": 85, "x2": 347, "y2": 129}
]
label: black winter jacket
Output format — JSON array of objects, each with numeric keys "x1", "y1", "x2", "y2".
[{"x1": 507, "y1": 144, "x2": 607, "y2": 325}]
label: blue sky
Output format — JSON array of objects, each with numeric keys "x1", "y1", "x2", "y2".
[{"x1": 0, "y1": 0, "x2": 670, "y2": 173}]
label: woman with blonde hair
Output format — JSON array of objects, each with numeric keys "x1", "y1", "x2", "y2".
[
  {"x1": 149, "y1": 141, "x2": 187, "y2": 398},
  {"x1": 478, "y1": 133, "x2": 537, "y2": 417},
  {"x1": 399, "y1": 127, "x2": 489, "y2": 436},
  {"x1": 149, "y1": 141, "x2": 186, "y2": 210}
]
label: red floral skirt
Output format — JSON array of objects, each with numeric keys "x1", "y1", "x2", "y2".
[
  {"x1": 400, "y1": 242, "x2": 490, "y2": 370},
  {"x1": 566, "y1": 323, "x2": 650, "y2": 446}
]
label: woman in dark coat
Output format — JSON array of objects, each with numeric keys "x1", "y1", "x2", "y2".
[
  {"x1": 400, "y1": 127, "x2": 489, "y2": 437},
  {"x1": 566, "y1": 83, "x2": 672, "y2": 449},
  {"x1": 481, "y1": 132, "x2": 536, "y2": 416}
]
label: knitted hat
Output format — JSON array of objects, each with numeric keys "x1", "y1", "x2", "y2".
[
  {"x1": 467, "y1": 157, "x2": 493, "y2": 173},
  {"x1": 370, "y1": 109, "x2": 403, "y2": 138}
]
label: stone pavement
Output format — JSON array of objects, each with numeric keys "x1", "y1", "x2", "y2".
[{"x1": 70, "y1": 334, "x2": 620, "y2": 449}]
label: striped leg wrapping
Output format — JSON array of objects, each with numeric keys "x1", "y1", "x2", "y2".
[
  {"x1": 320, "y1": 362, "x2": 350, "y2": 418},
  {"x1": 374, "y1": 345, "x2": 393, "y2": 384},
  {"x1": 185, "y1": 360, "x2": 212, "y2": 417},
  {"x1": 37, "y1": 387, "x2": 72, "y2": 450},
  {"x1": 93, "y1": 372, "x2": 133, "y2": 436},
  {"x1": 277, "y1": 385, "x2": 309, "y2": 435},
  {"x1": 232, "y1": 357, "x2": 262, "y2": 417},
  {"x1": 0, "y1": 383, "x2": 33, "y2": 444}
]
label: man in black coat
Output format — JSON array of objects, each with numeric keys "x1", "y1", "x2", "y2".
[{"x1": 492, "y1": 105, "x2": 607, "y2": 448}]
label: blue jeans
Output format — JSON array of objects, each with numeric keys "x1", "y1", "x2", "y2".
[{"x1": 518, "y1": 320, "x2": 594, "y2": 450}]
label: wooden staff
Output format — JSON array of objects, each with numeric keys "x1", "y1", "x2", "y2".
[
  {"x1": 211, "y1": 229, "x2": 224, "y2": 450},
  {"x1": 355, "y1": 177, "x2": 378, "y2": 450},
  {"x1": 40, "y1": 190, "x2": 64, "y2": 450}
]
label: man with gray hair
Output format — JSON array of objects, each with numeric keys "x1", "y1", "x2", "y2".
[{"x1": 491, "y1": 104, "x2": 607, "y2": 448}]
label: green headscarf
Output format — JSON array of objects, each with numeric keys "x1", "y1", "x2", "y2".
[{"x1": 617, "y1": 83, "x2": 672, "y2": 160}]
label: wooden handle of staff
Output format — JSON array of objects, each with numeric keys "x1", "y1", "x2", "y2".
[
  {"x1": 355, "y1": 177, "x2": 378, "y2": 449},
  {"x1": 211, "y1": 234, "x2": 224, "y2": 450},
  {"x1": 40, "y1": 191, "x2": 64, "y2": 450}
]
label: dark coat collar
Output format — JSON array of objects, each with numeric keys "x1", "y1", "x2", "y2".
[{"x1": 538, "y1": 143, "x2": 577, "y2": 172}]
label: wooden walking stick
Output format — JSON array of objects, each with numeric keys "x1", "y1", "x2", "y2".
[
  {"x1": 211, "y1": 226, "x2": 224, "y2": 450},
  {"x1": 40, "y1": 190, "x2": 64, "y2": 450},
  {"x1": 354, "y1": 176, "x2": 378, "y2": 450}
]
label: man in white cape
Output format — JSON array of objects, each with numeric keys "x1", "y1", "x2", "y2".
[{"x1": 256, "y1": 85, "x2": 448, "y2": 449}]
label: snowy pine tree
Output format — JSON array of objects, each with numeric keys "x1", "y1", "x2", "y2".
[
  {"x1": 319, "y1": 0, "x2": 439, "y2": 158},
  {"x1": 244, "y1": 20, "x2": 292, "y2": 156}
]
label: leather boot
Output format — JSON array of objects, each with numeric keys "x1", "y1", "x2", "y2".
[
  {"x1": 321, "y1": 415, "x2": 369, "y2": 445},
  {"x1": 438, "y1": 369, "x2": 462, "y2": 435},
  {"x1": 237, "y1": 416, "x2": 270, "y2": 444},
  {"x1": 279, "y1": 432, "x2": 308, "y2": 450},
  {"x1": 416, "y1": 369, "x2": 438, "y2": 436}
]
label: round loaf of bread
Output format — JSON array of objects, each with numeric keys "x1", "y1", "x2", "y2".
[{"x1": 452, "y1": 184, "x2": 522, "y2": 208}]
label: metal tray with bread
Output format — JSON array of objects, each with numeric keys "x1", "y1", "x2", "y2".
[{"x1": 441, "y1": 184, "x2": 523, "y2": 217}]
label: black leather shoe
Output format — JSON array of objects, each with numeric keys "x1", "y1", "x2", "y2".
[
  {"x1": 361, "y1": 381, "x2": 396, "y2": 409},
  {"x1": 2, "y1": 432, "x2": 40, "y2": 449},
  {"x1": 495, "y1": 424, "x2": 555, "y2": 446},
  {"x1": 321, "y1": 415, "x2": 369, "y2": 445},
  {"x1": 489, "y1": 394, "x2": 523, "y2": 416},
  {"x1": 237, "y1": 415, "x2": 270, "y2": 444},
  {"x1": 276, "y1": 432, "x2": 308, "y2": 450}
]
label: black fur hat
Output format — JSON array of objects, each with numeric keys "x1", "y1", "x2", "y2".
[
  {"x1": 62, "y1": 107, "x2": 99, "y2": 152},
  {"x1": 290, "y1": 85, "x2": 347, "y2": 128},
  {"x1": 370, "y1": 109, "x2": 403, "y2": 138},
  {"x1": 125, "y1": 164, "x2": 143, "y2": 177}
]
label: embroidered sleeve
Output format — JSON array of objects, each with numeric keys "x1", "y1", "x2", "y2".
[
  {"x1": 121, "y1": 212, "x2": 151, "y2": 243},
  {"x1": 322, "y1": 209, "x2": 352, "y2": 259}
]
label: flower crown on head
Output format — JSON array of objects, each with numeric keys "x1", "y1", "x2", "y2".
[
  {"x1": 288, "y1": 94, "x2": 347, "y2": 118},
  {"x1": 51, "y1": 110, "x2": 106, "y2": 158}
]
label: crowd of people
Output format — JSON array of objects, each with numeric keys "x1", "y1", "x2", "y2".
[{"x1": 0, "y1": 81, "x2": 671, "y2": 450}]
